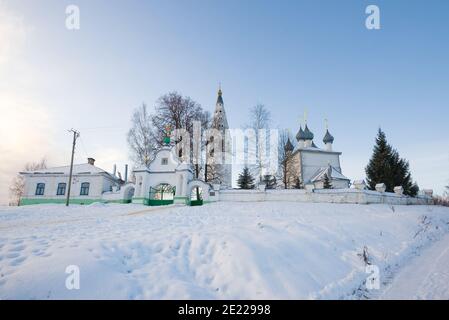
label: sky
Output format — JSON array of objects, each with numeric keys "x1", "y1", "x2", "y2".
[{"x1": 0, "y1": 0, "x2": 448, "y2": 204}]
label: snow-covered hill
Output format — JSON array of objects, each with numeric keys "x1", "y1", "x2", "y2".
[{"x1": 0, "y1": 202, "x2": 448, "y2": 299}]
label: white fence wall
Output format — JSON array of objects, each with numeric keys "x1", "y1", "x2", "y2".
[{"x1": 217, "y1": 188, "x2": 432, "y2": 205}]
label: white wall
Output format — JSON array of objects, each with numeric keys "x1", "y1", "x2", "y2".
[
  {"x1": 22, "y1": 174, "x2": 112, "y2": 200},
  {"x1": 149, "y1": 148, "x2": 179, "y2": 172},
  {"x1": 218, "y1": 188, "x2": 432, "y2": 205},
  {"x1": 301, "y1": 151, "x2": 341, "y2": 183},
  {"x1": 313, "y1": 180, "x2": 349, "y2": 189},
  {"x1": 101, "y1": 183, "x2": 135, "y2": 202}
]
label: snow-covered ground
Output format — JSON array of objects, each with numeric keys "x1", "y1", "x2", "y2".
[
  {"x1": 0, "y1": 202, "x2": 448, "y2": 299},
  {"x1": 380, "y1": 233, "x2": 449, "y2": 299}
]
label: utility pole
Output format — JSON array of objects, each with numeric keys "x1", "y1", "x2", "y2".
[{"x1": 66, "y1": 129, "x2": 80, "y2": 206}]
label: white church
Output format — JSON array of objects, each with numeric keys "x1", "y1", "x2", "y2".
[
  {"x1": 18, "y1": 87, "x2": 359, "y2": 207},
  {"x1": 286, "y1": 123, "x2": 350, "y2": 190}
]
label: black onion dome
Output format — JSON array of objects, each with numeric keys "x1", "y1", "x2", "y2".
[
  {"x1": 323, "y1": 129, "x2": 334, "y2": 144},
  {"x1": 303, "y1": 124, "x2": 314, "y2": 140},
  {"x1": 284, "y1": 138, "x2": 294, "y2": 152},
  {"x1": 296, "y1": 126, "x2": 306, "y2": 141}
]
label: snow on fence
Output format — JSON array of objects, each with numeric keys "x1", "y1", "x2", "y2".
[{"x1": 217, "y1": 188, "x2": 433, "y2": 205}]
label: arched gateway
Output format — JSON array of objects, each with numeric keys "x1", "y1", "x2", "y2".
[
  {"x1": 132, "y1": 145, "x2": 193, "y2": 206},
  {"x1": 187, "y1": 180, "x2": 212, "y2": 206}
]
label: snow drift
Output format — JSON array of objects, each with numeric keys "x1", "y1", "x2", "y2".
[{"x1": 0, "y1": 202, "x2": 448, "y2": 299}]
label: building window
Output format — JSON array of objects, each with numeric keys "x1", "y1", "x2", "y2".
[
  {"x1": 56, "y1": 183, "x2": 66, "y2": 195},
  {"x1": 35, "y1": 183, "x2": 45, "y2": 196},
  {"x1": 80, "y1": 182, "x2": 90, "y2": 196},
  {"x1": 161, "y1": 158, "x2": 168, "y2": 165}
]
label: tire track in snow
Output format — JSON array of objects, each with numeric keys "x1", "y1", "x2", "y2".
[{"x1": 379, "y1": 233, "x2": 449, "y2": 299}]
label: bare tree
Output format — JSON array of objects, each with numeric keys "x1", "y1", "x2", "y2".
[
  {"x1": 193, "y1": 109, "x2": 211, "y2": 180},
  {"x1": 434, "y1": 185, "x2": 449, "y2": 207},
  {"x1": 152, "y1": 92, "x2": 210, "y2": 178},
  {"x1": 277, "y1": 129, "x2": 296, "y2": 189},
  {"x1": 9, "y1": 158, "x2": 47, "y2": 206},
  {"x1": 152, "y1": 92, "x2": 203, "y2": 144},
  {"x1": 245, "y1": 104, "x2": 272, "y2": 182},
  {"x1": 127, "y1": 103, "x2": 157, "y2": 167}
]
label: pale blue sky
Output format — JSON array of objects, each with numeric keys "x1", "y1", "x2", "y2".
[{"x1": 0, "y1": 0, "x2": 448, "y2": 203}]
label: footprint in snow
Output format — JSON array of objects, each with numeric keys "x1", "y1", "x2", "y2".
[
  {"x1": 9, "y1": 245, "x2": 26, "y2": 252},
  {"x1": 10, "y1": 256, "x2": 26, "y2": 266},
  {"x1": 32, "y1": 250, "x2": 44, "y2": 256},
  {"x1": 6, "y1": 252, "x2": 20, "y2": 259}
]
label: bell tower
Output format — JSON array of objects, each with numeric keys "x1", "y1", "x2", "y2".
[{"x1": 206, "y1": 85, "x2": 232, "y2": 187}]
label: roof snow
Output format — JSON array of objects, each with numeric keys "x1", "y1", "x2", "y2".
[
  {"x1": 310, "y1": 165, "x2": 350, "y2": 183},
  {"x1": 20, "y1": 163, "x2": 114, "y2": 177}
]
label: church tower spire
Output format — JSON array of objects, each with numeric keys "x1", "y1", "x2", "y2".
[
  {"x1": 212, "y1": 84, "x2": 229, "y2": 130},
  {"x1": 207, "y1": 84, "x2": 232, "y2": 188},
  {"x1": 217, "y1": 82, "x2": 223, "y2": 105}
]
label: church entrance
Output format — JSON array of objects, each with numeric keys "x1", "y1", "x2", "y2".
[
  {"x1": 189, "y1": 186, "x2": 203, "y2": 206},
  {"x1": 148, "y1": 183, "x2": 176, "y2": 206}
]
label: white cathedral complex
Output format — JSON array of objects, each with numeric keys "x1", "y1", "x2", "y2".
[{"x1": 19, "y1": 87, "x2": 356, "y2": 206}]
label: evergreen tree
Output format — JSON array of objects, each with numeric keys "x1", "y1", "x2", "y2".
[
  {"x1": 263, "y1": 174, "x2": 277, "y2": 189},
  {"x1": 323, "y1": 173, "x2": 332, "y2": 189},
  {"x1": 237, "y1": 167, "x2": 255, "y2": 189},
  {"x1": 365, "y1": 129, "x2": 419, "y2": 196}
]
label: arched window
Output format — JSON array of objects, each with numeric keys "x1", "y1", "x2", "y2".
[
  {"x1": 56, "y1": 183, "x2": 66, "y2": 195},
  {"x1": 80, "y1": 182, "x2": 90, "y2": 196},
  {"x1": 35, "y1": 183, "x2": 45, "y2": 196}
]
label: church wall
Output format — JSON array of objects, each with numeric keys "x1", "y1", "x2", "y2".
[
  {"x1": 217, "y1": 188, "x2": 432, "y2": 205},
  {"x1": 149, "y1": 148, "x2": 179, "y2": 172},
  {"x1": 300, "y1": 151, "x2": 341, "y2": 183},
  {"x1": 313, "y1": 179, "x2": 349, "y2": 190}
]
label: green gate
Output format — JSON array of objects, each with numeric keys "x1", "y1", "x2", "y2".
[
  {"x1": 189, "y1": 186, "x2": 203, "y2": 206},
  {"x1": 148, "y1": 184, "x2": 176, "y2": 206}
]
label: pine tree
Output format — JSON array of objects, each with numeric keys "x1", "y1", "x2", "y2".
[
  {"x1": 323, "y1": 173, "x2": 332, "y2": 189},
  {"x1": 263, "y1": 174, "x2": 277, "y2": 189},
  {"x1": 237, "y1": 167, "x2": 255, "y2": 189},
  {"x1": 365, "y1": 129, "x2": 419, "y2": 196}
]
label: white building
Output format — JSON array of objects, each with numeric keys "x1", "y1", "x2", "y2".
[
  {"x1": 132, "y1": 140, "x2": 217, "y2": 205},
  {"x1": 289, "y1": 124, "x2": 350, "y2": 189},
  {"x1": 19, "y1": 158, "x2": 134, "y2": 205},
  {"x1": 206, "y1": 86, "x2": 232, "y2": 188}
]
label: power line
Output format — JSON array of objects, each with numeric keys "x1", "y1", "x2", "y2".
[
  {"x1": 77, "y1": 125, "x2": 128, "y2": 131},
  {"x1": 78, "y1": 135, "x2": 90, "y2": 158}
]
